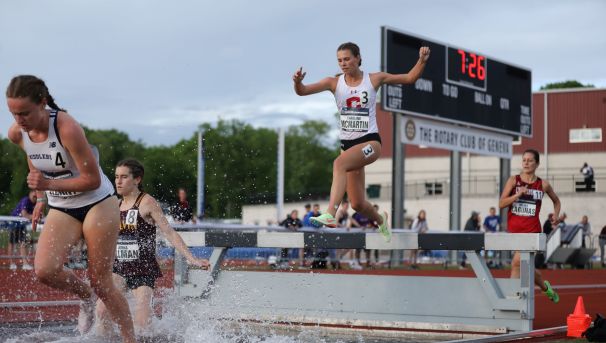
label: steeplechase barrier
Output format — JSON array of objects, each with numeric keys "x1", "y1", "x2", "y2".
[{"x1": 173, "y1": 224, "x2": 545, "y2": 336}]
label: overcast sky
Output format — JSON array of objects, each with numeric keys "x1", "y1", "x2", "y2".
[{"x1": 1, "y1": 0, "x2": 605, "y2": 146}]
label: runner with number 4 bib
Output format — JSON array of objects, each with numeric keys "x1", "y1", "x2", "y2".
[
  {"x1": 293, "y1": 42, "x2": 430, "y2": 241},
  {"x1": 499, "y1": 149, "x2": 561, "y2": 303},
  {"x1": 6, "y1": 75, "x2": 136, "y2": 342}
]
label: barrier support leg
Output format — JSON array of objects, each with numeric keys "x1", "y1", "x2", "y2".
[
  {"x1": 519, "y1": 251, "x2": 535, "y2": 324},
  {"x1": 467, "y1": 251, "x2": 529, "y2": 313},
  {"x1": 201, "y1": 247, "x2": 227, "y2": 298}
]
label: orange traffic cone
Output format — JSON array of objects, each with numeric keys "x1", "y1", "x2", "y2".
[{"x1": 567, "y1": 296, "x2": 592, "y2": 337}]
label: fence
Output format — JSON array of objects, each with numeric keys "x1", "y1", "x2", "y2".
[{"x1": 367, "y1": 175, "x2": 605, "y2": 200}]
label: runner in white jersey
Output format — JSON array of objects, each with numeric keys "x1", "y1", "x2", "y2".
[
  {"x1": 6, "y1": 75, "x2": 136, "y2": 343},
  {"x1": 293, "y1": 42, "x2": 430, "y2": 241}
]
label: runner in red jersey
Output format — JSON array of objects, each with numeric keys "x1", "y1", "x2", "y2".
[
  {"x1": 507, "y1": 174, "x2": 544, "y2": 233},
  {"x1": 499, "y1": 149, "x2": 561, "y2": 303}
]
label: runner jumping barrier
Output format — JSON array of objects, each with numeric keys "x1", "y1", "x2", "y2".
[{"x1": 173, "y1": 225, "x2": 545, "y2": 336}]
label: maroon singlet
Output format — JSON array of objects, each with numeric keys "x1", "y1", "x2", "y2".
[
  {"x1": 113, "y1": 192, "x2": 162, "y2": 278},
  {"x1": 507, "y1": 175, "x2": 544, "y2": 233}
]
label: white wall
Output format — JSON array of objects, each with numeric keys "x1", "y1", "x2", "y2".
[{"x1": 242, "y1": 152, "x2": 606, "y2": 252}]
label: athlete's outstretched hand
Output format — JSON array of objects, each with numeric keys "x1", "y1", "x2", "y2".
[
  {"x1": 419, "y1": 46, "x2": 430, "y2": 63},
  {"x1": 189, "y1": 258, "x2": 210, "y2": 270},
  {"x1": 31, "y1": 202, "x2": 45, "y2": 232},
  {"x1": 293, "y1": 67, "x2": 306, "y2": 84}
]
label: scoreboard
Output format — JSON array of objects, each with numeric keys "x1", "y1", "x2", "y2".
[{"x1": 381, "y1": 27, "x2": 532, "y2": 137}]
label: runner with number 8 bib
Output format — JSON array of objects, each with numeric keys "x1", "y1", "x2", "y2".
[
  {"x1": 95, "y1": 159, "x2": 209, "y2": 337},
  {"x1": 499, "y1": 149, "x2": 561, "y2": 303},
  {"x1": 293, "y1": 42, "x2": 430, "y2": 242}
]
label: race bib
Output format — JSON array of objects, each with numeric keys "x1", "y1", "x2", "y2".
[
  {"x1": 45, "y1": 171, "x2": 81, "y2": 198},
  {"x1": 511, "y1": 201, "x2": 536, "y2": 217},
  {"x1": 340, "y1": 107, "x2": 369, "y2": 132},
  {"x1": 116, "y1": 238, "x2": 140, "y2": 261}
]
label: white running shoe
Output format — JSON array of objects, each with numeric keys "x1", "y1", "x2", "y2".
[
  {"x1": 77, "y1": 293, "x2": 97, "y2": 335},
  {"x1": 21, "y1": 263, "x2": 33, "y2": 271},
  {"x1": 9, "y1": 263, "x2": 17, "y2": 271}
]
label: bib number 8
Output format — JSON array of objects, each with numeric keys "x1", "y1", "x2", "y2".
[{"x1": 126, "y1": 210, "x2": 138, "y2": 225}]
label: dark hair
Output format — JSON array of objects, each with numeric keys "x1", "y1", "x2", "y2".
[
  {"x1": 522, "y1": 149, "x2": 540, "y2": 164},
  {"x1": 337, "y1": 42, "x2": 362, "y2": 66},
  {"x1": 116, "y1": 158, "x2": 145, "y2": 191},
  {"x1": 6, "y1": 75, "x2": 65, "y2": 112}
]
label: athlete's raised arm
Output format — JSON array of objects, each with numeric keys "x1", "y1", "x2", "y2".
[
  {"x1": 293, "y1": 67, "x2": 337, "y2": 96},
  {"x1": 371, "y1": 47, "x2": 430, "y2": 88},
  {"x1": 543, "y1": 180, "x2": 561, "y2": 226}
]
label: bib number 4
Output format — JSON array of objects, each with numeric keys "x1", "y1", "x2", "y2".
[{"x1": 55, "y1": 152, "x2": 66, "y2": 168}]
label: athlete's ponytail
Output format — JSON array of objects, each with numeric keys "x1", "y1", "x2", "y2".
[
  {"x1": 117, "y1": 158, "x2": 145, "y2": 191},
  {"x1": 6, "y1": 75, "x2": 66, "y2": 112}
]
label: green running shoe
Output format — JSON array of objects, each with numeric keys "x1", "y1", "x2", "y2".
[
  {"x1": 544, "y1": 280, "x2": 559, "y2": 303},
  {"x1": 310, "y1": 213, "x2": 337, "y2": 228},
  {"x1": 377, "y1": 211, "x2": 392, "y2": 242}
]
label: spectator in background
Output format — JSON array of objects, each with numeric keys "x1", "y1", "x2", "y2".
[
  {"x1": 170, "y1": 188, "x2": 195, "y2": 223},
  {"x1": 464, "y1": 211, "x2": 481, "y2": 231},
  {"x1": 334, "y1": 200, "x2": 351, "y2": 269},
  {"x1": 599, "y1": 225, "x2": 606, "y2": 267},
  {"x1": 8, "y1": 190, "x2": 37, "y2": 270},
  {"x1": 303, "y1": 203, "x2": 321, "y2": 227},
  {"x1": 335, "y1": 200, "x2": 350, "y2": 228},
  {"x1": 279, "y1": 210, "x2": 303, "y2": 267},
  {"x1": 578, "y1": 215, "x2": 592, "y2": 248},
  {"x1": 301, "y1": 204, "x2": 321, "y2": 266},
  {"x1": 482, "y1": 207, "x2": 500, "y2": 268},
  {"x1": 409, "y1": 210, "x2": 429, "y2": 269},
  {"x1": 557, "y1": 212, "x2": 567, "y2": 231},
  {"x1": 348, "y1": 204, "x2": 380, "y2": 269},
  {"x1": 461, "y1": 211, "x2": 481, "y2": 268},
  {"x1": 580, "y1": 162, "x2": 594, "y2": 191},
  {"x1": 483, "y1": 207, "x2": 500, "y2": 233},
  {"x1": 543, "y1": 213, "x2": 555, "y2": 236},
  {"x1": 302, "y1": 203, "x2": 311, "y2": 222}
]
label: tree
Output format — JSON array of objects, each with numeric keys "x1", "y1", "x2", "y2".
[
  {"x1": 0, "y1": 137, "x2": 29, "y2": 214},
  {"x1": 1, "y1": 118, "x2": 337, "y2": 220},
  {"x1": 540, "y1": 80, "x2": 595, "y2": 90}
]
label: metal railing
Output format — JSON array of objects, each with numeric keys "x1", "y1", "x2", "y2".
[{"x1": 368, "y1": 175, "x2": 604, "y2": 200}]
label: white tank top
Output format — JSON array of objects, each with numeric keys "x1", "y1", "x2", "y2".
[
  {"x1": 334, "y1": 72, "x2": 378, "y2": 141},
  {"x1": 21, "y1": 110, "x2": 114, "y2": 209}
]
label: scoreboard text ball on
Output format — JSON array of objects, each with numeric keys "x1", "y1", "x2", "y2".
[{"x1": 381, "y1": 27, "x2": 532, "y2": 137}]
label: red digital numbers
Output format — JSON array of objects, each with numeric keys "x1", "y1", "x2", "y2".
[{"x1": 458, "y1": 49, "x2": 485, "y2": 80}]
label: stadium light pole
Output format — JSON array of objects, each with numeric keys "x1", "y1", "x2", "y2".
[
  {"x1": 197, "y1": 127, "x2": 205, "y2": 220},
  {"x1": 277, "y1": 127, "x2": 285, "y2": 223}
]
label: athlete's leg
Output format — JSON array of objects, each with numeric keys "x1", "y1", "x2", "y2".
[
  {"x1": 83, "y1": 196, "x2": 135, "y2": 342},
  {"x1": 346, "y1": 166, "x2": 381, "y2": 224},
  {"x1": 510, "y1": 251, "x2": 547, "y2": 291},
  {"x1": 131, "y1": 285, "x2": 154, "y2": 333},
  {"x1": 326, "y1": 141, "x2": 382, "y2": 217},
  {"x1": 95, "y1": 273, "x2": 127, "y2": 336},
  {"x1": 33, "y1": 210, "x2": 92, "y2": 298}
]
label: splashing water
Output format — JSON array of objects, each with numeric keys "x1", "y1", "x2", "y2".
[{"x1": 3, "y1": 292, "x2": 437, "y2": 343}]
